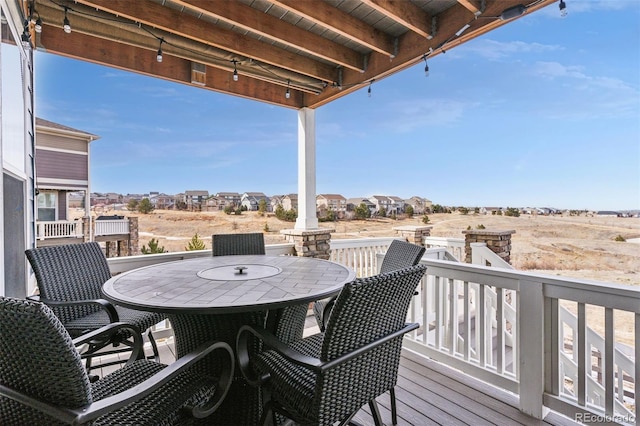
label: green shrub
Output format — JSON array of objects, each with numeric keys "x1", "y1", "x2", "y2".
[
  {"x1": 185, "y1": 233, "x2": 206, "y2": 251},
  {"x1": 476, "y1": 224, "x2": 485, "y2": 229},
  {"x1": 504, "y1": 207, "x2": 520, "y2": 217},
  {"x1": 137, "y1": 198, "x2": 154, "y2": 214},
  {"x1": 141, "y1": 238, "x2": 166, "y2": 254},
  {"x1": 354, "y1": 203, "x2": 371, "y2": 220},
  {"x1": 422, "y1": 215, "x2": 430, "y2": 224},
  {"x1": 405, "y1": 205, "x2": 414, "y2": 217},
  {"x1": 614, "y1": 234, "x2": 626, "y2": 242}
]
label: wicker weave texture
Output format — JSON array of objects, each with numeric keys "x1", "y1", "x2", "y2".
[
  {"x1": 0, "y1": 297, "x2": 218, "y2": 426},
  {"x1": 255, "y1": 264, "x2": 427, "y2": 425},
  {"x1": 379, "y1": 240, "x2": 426, "y2": 274},
  {"x1": 25, "y1": 242, "x2": 164, "y2": 338},
  {"x1": 313, "y1": 239, "x2": 426, "y2": 330},
  {"x1": 211, "y1": 233, "x2": 265, "y2": 256}
]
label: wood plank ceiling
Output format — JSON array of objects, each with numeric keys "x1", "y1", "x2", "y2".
[{"x1": 23, "y1": 0, "x2": 556, "y2": 109}]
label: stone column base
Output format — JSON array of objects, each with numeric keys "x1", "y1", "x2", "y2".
[
  {"x1": 393, "y1": 225, "x2": 432, "y2": 246},
  {"x1": 280, "y1": 228, "x2": 334, "y2": 259},
  {"x1": 462, "y1": 229, "x2": 516, "y2": 264}
]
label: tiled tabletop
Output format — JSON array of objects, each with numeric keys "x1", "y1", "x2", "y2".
[{"x1": 103, "y1": 255, "x2": 355, "y2": 314}]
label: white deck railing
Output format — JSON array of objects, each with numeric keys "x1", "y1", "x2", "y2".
[
  {"x1": 329, "y1": 237, "x2": 399, "y2": 277},
  {"x1": 424, "y1": 236, "x2": 465, "y2": 261},
  {"x1": 104, "y1": 238, "x2": 637, "y2": 424},
  {"x1": 36, "y1": 220, "x2": 83, "y2": 240},
  {"x1": 95, "y1": 219, "x2": 129, "y2": 236},
  {"x1": 402, "y1": 255, "x2": 638, "y2": 424}
]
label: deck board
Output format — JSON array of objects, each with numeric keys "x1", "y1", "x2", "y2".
[{"x1": 92, "y1": 323, "x2": 580, "y2": 426}]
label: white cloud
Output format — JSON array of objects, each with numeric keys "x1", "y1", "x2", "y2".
[
  {"x1": 381, "y1": 98, "x2": 475, "y2": 132},
  {"x1": 531, "y1": 61, "x2": 640, "y2": 119},
  {"x1": 460, "y1": 39, "x2": 563, "y2": 61}
]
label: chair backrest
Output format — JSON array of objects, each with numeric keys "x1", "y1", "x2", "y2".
[
  {"x1": 0, "y1": 296, "x2": 92, "y2": 419},
  {"x1": 321, "y1": 264, "x2": 427, "y2": 360},
  {"x1": 25, "y1": 242, "x2": 112, "y2": 323},
  {"x1": 211, "y1": 233, "x2": 265, "y2": 256},
  {"x1": 379, "y1": 239, "x2": 426, "y2": 274}
]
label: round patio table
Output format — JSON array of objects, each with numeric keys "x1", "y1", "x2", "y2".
[{"x1": 102, "y1": 255, "x2": 355, "y2": 424}]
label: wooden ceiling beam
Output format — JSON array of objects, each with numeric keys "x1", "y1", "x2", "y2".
[
  {"x1": 307, "y1": 0, "x2": 546, "y2": 108},
  {"x1": 269, "y1": 0, "x2": 396, "y2": 58},
  {"x1": 36, "y1": 24, "x2": 303, "y2": 109},
  {"x1": 171, "y1": 0, "x2": 365, "y2": 72},
  {"x1": 456, "y1": 0, "x2": 482, "y2": 16},
  {"x1": 359, "y1": 0, "x2": 433, "y2": 40},
  {"x1": 69, "y1": 0, "x2": 338, "y2": 84}
]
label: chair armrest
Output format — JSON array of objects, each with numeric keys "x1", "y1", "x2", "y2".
[
  {"x1": 237, "y1": 323, "x2": 418, "y2": 380},
  {"x1": 0, "y1": 340, "x2": 234, "y2": 424},
  {"x1": 37, "y1": 297, "x2": 119, "y2": 323},
  {"x1": 72, "y1": 322, "x2": 143, "y2": 367},
  {"x1": 237, "y1": 325, "x2": 322, "y2": 386}
]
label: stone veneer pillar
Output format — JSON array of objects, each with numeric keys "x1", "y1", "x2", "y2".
[
  {"x1": 127, "y1": 216, "x2": 139, "y2": 256},
  {"x1": 280, "y1": 228, "x2": 333, "y2": 259},
  {"x1": 393, "y1": 225, "x2": 432, "y2": 246},
  {"x1": 462, "y1": 229, "x2": 515, "y2": 264},
  {"x1": 82, "y1": 217, "x2": 91, "y2": 242}
]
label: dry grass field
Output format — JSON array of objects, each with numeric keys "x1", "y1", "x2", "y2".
[
  {"x1": 125, "y1": 208, "x2": 638, "y2": 345},
  {"x1": 130, "y1": 209, "x2": 640, "y2": 286}
]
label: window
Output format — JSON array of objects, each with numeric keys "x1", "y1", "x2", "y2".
[{"x1": 37, "y1": 191, "x2": 56, "y2": 221}]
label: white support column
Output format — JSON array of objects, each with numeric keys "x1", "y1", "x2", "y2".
[{"x1": 295, "y1": 107, "x2": 318, "y2": 230}]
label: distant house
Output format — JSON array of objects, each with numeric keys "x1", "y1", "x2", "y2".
[
  {"x1": 406, "y1": 196, "x2": 431, "y2": 214},
  {"x1": 480, "y1": 207, "x2": 503, "y2": 215},
  {"x1": 203, "y1": 195, "x2": 223, "y2": 211},
  {"x1": 388, "y1": 196, "x2": 405, "y2": 215},
  {"x1": 216, "y1": 192, "x2": 242, "y2": 209},
  {"x1": 369, "y1": 195, "x2": 393, "y2": 215},
  {"x1": 183, "y1": 190, "x2": 209, "y2": 211},
  {"x1": 597, "y1": 211, "x2": 620, "y2": 217},
  {"x1": 316, "y1": 194, "x2": 347, "y2": 213},
  {"x1": 149, "y1": 193, "x2": 174, "y2": 210},
  {"x1": 282, "y1": 194, "x2": 298, "y2": 211},
  {"x1": 346, "y1": 198, "x2": 376, "y2": 215},
  {"x1": 35, "y1": 118, "x2": 99, "y2": 221},
  {"x1": 241, "y1": 192, "x2": 270, "y2": 211},
  {"x1": 270, "y1": 195, "x2": 284, "y2": 212}
]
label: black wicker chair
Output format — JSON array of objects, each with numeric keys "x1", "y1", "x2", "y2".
[
  {"x1": 313, "y1": 239, "x2": 426, "y2": 332},
  {"x1": 0, "y1": 296, "x2": 233, "y2": 425},
  {"x1": 237, "y1": 264, "x2": 427, "y2": 426},
  {"x1": 211, "y1": 232, "x2": 265, "y2": 256},
  {"x1": 25, "y1": 242, "x2": 166, "y2": 372}
]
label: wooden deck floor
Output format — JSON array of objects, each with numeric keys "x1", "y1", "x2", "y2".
[{"x1": 94, "y1": 319, "x2": 580, "y2": 426}]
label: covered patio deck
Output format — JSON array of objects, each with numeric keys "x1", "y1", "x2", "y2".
[{"x1": 94, "y1": 312, "x2": 579, "y2": 426}]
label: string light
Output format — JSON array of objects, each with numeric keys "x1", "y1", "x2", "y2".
[
  {"x1": 156, "y1": 39, "x2": 163, "y2": 63},
  {"x1": 232, "y1": 60, "x2": 239, "y2": 81},
  {"x1": 423, "y1": 56, "x2": 429, "y2": 77},
  {"x1": 367, "y1": 81, "x2": 372, "y2": 97},
  {"x1": 63, "y1": 7, "x2": 71, "y2": 33},
  {"x1": 559, "y1": 0, "x2": 567, "y2": 18},
  {"x1": 45, "y1": 1, "x2": 327, "y2": 97},
  {"x1": 34, "y1": 17, "x2": 42, "y2": 33}
]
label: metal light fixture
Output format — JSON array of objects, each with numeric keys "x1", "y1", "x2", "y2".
[
  {"x1": 285, "y1": 79, "x2": 291, "y2": 99},
  {"x1": 559, "y1": 0, "x2": 567, "y2": 17},
  {"x1": 156, "y1": 39, "x2": 163, "y2": 63},
  {"x1": 63, "y1": 7, "x2": 71, "y2": 33},
  {"x1": 232, "y1": 60, "x2": 239, "y2": 81}
]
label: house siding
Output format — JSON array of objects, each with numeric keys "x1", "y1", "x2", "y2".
[
  {"x1": 36, "y1": 132, "x2": 89, "y2": 153},
  {"x1": 35, "y1": 149, "x2": 88, "y2": 182}
]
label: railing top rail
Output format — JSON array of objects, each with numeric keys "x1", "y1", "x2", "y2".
[
  {"x1": 330, "y1": 237, "x2": 399, "y2": 247},
  {"x1": 422, "y1": 258, "x2": 640, "y2": 312}
]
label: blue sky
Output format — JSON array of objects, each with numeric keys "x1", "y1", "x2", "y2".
[{"x1": 35, "y1": 1, "x2": 639, "y2": 211}]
